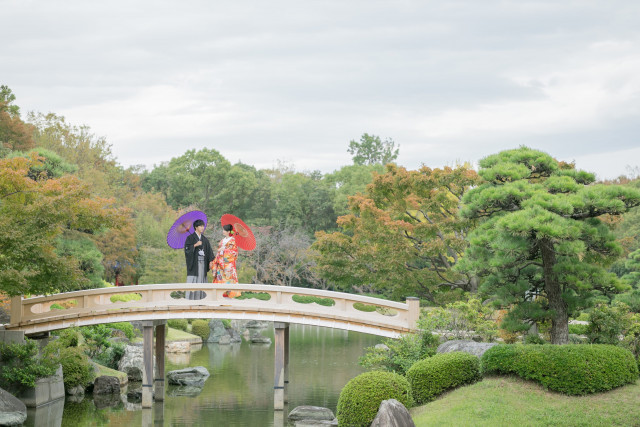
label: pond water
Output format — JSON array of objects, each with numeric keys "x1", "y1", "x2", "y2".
[{"x1": 25, "y1": 324, "x2": 383, "y2": 426}]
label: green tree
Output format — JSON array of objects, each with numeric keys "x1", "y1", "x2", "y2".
[
  {"x1": 348, "y1": 133, "x2": 399, "y2": 166},
  {"x1": 459, "y1": 147, "x2": 640, "y2": 344},
  {"x1": 314, "y1": 164, "x2": 480, "y2": 302},
  {"x1": 324, "y1": 164, "x2": 385, "y2": 217}
]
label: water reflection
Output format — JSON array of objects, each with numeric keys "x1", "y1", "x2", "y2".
[{"x1": 31, "y1": 324, "x2": 382, "y2": 426}]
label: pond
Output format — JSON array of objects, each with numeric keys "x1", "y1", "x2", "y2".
[{"x1": 25, "y1": 324, "x2": 384, "y2": 426}]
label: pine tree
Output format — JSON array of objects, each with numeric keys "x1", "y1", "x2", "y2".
[{"x1": 459, "y1": 147, "x2": 640, "y2": 344}]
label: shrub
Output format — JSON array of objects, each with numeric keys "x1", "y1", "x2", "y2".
[
  {"x1": 191, "y1": 319, "x2": 210, "y2": 341},
  {"x1": 59, "y1": 346, "x2": 95, "y2": 389},
  {"x1": 406, "y1": 352, "x2": 481, "y2": 404},
  {"x1": 80, "y1": 325, "x2": 112, "y2": 358},
  {"x1": 481, "y1": 344, "x2": 639, "y2": 395},
  {"x1": 0, "y1": 339, "x2": 59, "y2": 392},
  {"x1": 108, "y1": 322, "x2": 136, "y2": 340},
  {"x1": 110, "y1": 293, "x2": 142, "y2": 303},
  {"x1": 360, "y1": 330, "x2": 439, "y2": 375},
  {"x1": 167, "y1": 319, "x2": 189, "y2": 331},
  {"x1": 93, "y1": 342, "x2": 126, "y2": 370},
  {"x1": 292, "y1": 294, "x2": 335, "y2": 306},
  {"x1": 568, "y1": 323, "x2": 588, "y2": 335},
  {"x1": 222, "y1": 319, "x2": 232, "y2": 328},
  {"x1": 235, "y1": 291, "x2": 271, "y2": 301},
  {"x1": 336, "y1": 371, "x2": 413, "y2": 427},
  {"x1": 587, "y1": 303, "x2": 631, "y2": 344},
  {"x1": 419, "y1": 297, "x2": 498, "y2": 342},
  {"x1": 523, "y1": 334, "x2": 546, "y2": 345}
]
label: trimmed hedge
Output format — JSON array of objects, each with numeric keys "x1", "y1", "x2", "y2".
[
  {"x1": 406, "y1": 351, "x2": 481, "y2": 404},
  {"x1": 481, "y1": 344, "x2": 639, "y2": 395},
  {"x1": 336, "y1": 371, "x2": 413, "y2": 427},
  {"x1": 167, "y1": 319, "x2": 189, "y2": 331},
  {"x1": 191, "y1": 320, "x2": 210, "y2": 341}
]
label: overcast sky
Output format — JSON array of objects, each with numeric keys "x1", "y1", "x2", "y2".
[{"x1": 2, "y1": 0, "x2": 640, "y2": 179}]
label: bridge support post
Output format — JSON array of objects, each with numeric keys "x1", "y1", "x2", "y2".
[
  {"x1": 10, "y1": 296, "x2": 22, "y2": 325},
  {"x1": 273, "y1": 322, "x2": 289, "y2": 410},
  {"x1": 284, "y1": 323, "x2": 289, "y2": 404},
  {"x1": 154, "y1": 322, "x2": 166, "y2": 401},
  {"x1": 142, "y1": 321, "x2": 154, "y2": 408},
  {"x1": 407, "y1": 297, "x2": 420, "y2": 330}
]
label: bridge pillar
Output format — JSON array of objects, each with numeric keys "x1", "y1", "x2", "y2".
[
  {"x1": 142, "y1": 321, "x2": 154, "y2": 408},
  {"x1": 273, "y1": 322, "x2": 289, "y2": 410},
  {"x1": 407, "y1": 297, "x2": 420, "y2": 330},
  {"x1": 154, "y1": 323, "x2": 166, "y2": 401}
]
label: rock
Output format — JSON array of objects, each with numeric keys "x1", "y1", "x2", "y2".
[
  {"x1": 66, "y1": 384, "x2": 85, "y2": 396},
  {"x1": 436, "y1": 340, "x2": 498, "y2": 358},
  {"x1": 244, "y1": 320, "x2": 270, "y2": 329},
  {"x1": 118, "y1": 345, "x2": 156, "y2": 381},
  {"x1": 93, "y1": 376, "x2": 121, "y2": 394},
  {"x1": 93, "y1": 393, "x2": 122, "y2": 409},
  {"x1": 371, "y1": 399, "x2": 415, "y2": 427},
  {"x1": 167, "y1": 385, "x2": 204, "y2": 397},
  {"x1": 219, "y1": 335, "x2": 231, "y2": 345},
  {"x1": 288, "y1": 405, "x2": 335, "y2": 421},
  {"x1": 167, "y1": 341, "x2": 191, "y2": 353},
  {"x1": 0, "y1": 387, "x2": 27, "y2": 426},
  {"x1": 167, "y1": 366, "x2": 210, "y2": 386},
  {"x1": 375, "y1": 343, "x2": 390, "y2": 351},
  {"x1": 249, "y1": 329, "x2": 271, "y2": 344},
  {"x1": 207, "y1": 319, "x2": 228, "y2": 343}
]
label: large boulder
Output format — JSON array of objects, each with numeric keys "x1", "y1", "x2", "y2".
[
  {"x1": 436, "y1": 340, "x2": 498, "y2": 358},
  {"x1": 370, "y1": 399, "x2": 415, "y2": 427},
  {"x1": 249, "y1": 329, "x2": 271, "y2": 344},
  {"x1": 288, "y1": 406, "x2": 335, "y2": 422},
  {"x1": 0, "y1": 387, "x2": 27, "y2": 426},
  {"x1": 93, "y1": 376, "x2": 121, "y2": 395},
  {"x1": 118, "y1": 345, "x2": 156, "y2": 381},
  {"x1": 167, "y1": 367, "x2": 210, "y2": 387},
  {"x1": 167, "y1": 341, "x2": 191, "y2": 353},
  {"x1": 207, "y1": 319, "x2": 242, "y2": 344}
]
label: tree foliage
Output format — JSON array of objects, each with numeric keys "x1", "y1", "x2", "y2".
[
  {"x1": 0, "y1": 86, "x2": 35, "y2": 153},
  {"x1": 459, "y1": 146, "x2": 640, "y2": 344},
  {"x1": 348, "y1": 133, "x2": 399, "y2": 166},
  {"x1": 314, "y1": 164, "x2": 480, "y2": 302},
  {"x1": 0, "y1": 154, "x2": 127, "y2": 295}
]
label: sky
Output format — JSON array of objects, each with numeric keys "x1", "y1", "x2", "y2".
[{"x1": 2, "y1": 0, "x2": 640, "y2": 179}]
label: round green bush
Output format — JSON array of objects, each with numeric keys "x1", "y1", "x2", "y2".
[
  {"x1": 336, "y1": 371, "x2": 413, "y2": 427},
  {"x1": 191, "y1": 320, "x2": 210, "y2": 341},
  {"x1": 59, "y1": 347, "x2": 95, "y2": 389},
  {"x1": 167, "y1": 319, "x2": 188, "y2": 331},
  {"x1": 406, "y1": 351, "x2": 481, "y2": 404},
  {"x1": 481, "y1": 344, "x2": 639, "y2": 395}
]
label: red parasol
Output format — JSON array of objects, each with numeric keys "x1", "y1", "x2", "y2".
[
  {"x1": 221, "y1": 214, "x2": 256, "y2": 251},
  {"x1": 166, "y1": 210, "x2": 208, "y2": 249}
]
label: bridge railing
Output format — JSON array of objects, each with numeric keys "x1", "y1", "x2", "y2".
[{"x1": 9, "y1": 284, "x2": 420, "y2": 335}]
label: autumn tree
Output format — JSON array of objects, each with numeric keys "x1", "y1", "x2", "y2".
[
  {"x1": 324, "y1": 164, "x2": 385, "y2": 217},
  {"x1": 314, "y1": 164, "x2": 481, "y2": 302},
  {"x1": 0, "y1": 85, "x2": 35, "y2": 152},
  {"x1": 348, "y1": 133, "x2": 399, "y2": 166},
  {"x1": 458, "y1": 147, "x2": 640, "y2": 344},
  {"x1": 0, "y1": 154, "x2": 126, "y2": 296}
]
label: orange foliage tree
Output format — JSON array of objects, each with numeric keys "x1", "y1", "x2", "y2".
[{"x1": 313, "y1": 164, "x2": 481, "y2": 302}]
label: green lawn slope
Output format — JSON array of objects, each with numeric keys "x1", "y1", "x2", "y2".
[{"x1": 411, "y1": 376, "x2": 640, "y2": 426}]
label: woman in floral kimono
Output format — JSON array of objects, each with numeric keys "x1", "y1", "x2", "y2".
[{"x1": 211, "y1": 224, "x2": 240, "y2": 296}]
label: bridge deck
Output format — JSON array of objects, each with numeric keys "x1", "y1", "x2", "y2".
[{"x1": 6, "y1": 284, "x2": 420, "y2": 338}]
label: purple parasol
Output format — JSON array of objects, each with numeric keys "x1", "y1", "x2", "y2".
[{"x1": 166, "y1": 210, "x2": 208, "y2": 249}]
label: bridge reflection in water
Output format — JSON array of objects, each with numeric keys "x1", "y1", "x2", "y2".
[{"x1": 7, "y1": 284, "x2": 419, "y2": 410}]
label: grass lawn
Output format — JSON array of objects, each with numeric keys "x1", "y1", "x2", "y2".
[
  {"x1": 92, "y1": 361, "x2": 129, "y2": 383},
  {"x1": 411, "y1": 376, "x2": 640, "y2": 426},
  {"x1": 131, "y1": 327, "x2": 201, "y2": 344}
]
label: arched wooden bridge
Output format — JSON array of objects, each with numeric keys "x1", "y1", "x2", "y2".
[{"x1": 4, "y1": 284, "x2": 419, "y2": 410}]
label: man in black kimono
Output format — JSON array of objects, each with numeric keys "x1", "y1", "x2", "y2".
[{"x1": 184, "y1": 219, "x2": 214, "y2": 299}]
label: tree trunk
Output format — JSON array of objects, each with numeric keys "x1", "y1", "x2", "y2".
[{"x1": 540, "y1": 238, "x2": 569, "y2": 344}]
